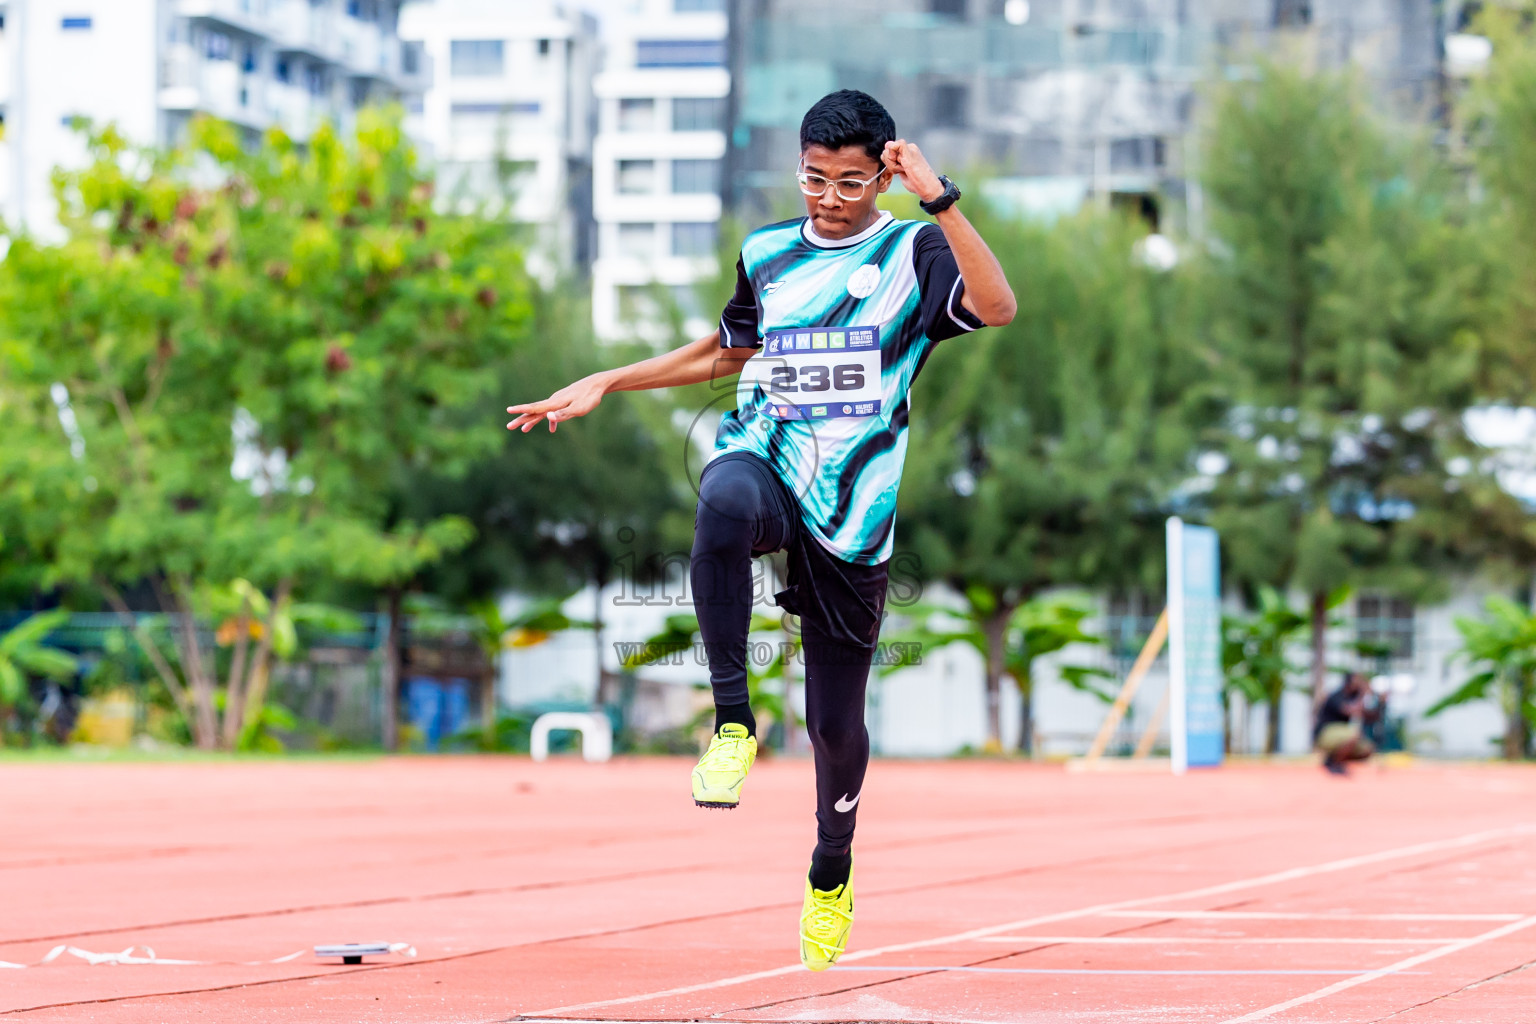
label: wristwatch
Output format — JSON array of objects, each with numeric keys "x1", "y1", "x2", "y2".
[{"x1": 919, "y1": 175, "x2": 962, "y2": 215}]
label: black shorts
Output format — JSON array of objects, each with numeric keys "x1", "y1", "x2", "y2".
[{"x1": 703, "y1": 451, "x2": 889, "y2": 649}]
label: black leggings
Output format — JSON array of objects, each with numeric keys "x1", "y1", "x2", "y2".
[{"x1": 691, "y1": 455, "x2": 875, "y2": 855}]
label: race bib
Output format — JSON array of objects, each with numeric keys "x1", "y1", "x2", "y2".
[{"x1": 741, "y1": 326, "x2": 883, "y2": 420}]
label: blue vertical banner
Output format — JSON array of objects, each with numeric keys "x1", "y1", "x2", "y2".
[{"x1": 1167, "y1": 517, "x2": 1224, "y2": 773}]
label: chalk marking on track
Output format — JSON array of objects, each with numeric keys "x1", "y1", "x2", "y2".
[
  {"x1": 1217, "y1": 913, "x2": 1536, "y2": 1023},
  {"x1": 524, "y1": 823, "x2": 1536, "y2": 1017},
  {"x1": 976, "y1": 936, "x2": 1456, "y2": 946},
  {"x1": 1103, "y1": 910, "x2": 1522, "y2": 922}
]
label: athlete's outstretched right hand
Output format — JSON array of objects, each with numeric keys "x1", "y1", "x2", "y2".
[{"x1": 506, "y1": 374, "x2": 607, "y2": 433}]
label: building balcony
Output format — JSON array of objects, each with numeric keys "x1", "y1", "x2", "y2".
[
  {"x1": 174, "y1": 0, "x2": 272, "y2": 38},
  {"x1": 269, "y1": 82, "x2": 316, "y2": 137},
  {"x1": 340, "y1": 17, "x2": 396, "y2": 79},
  {"x1": 270, "y1": 0, "x2": 345, "y2": 65},
  {"x1": 594, "y1": 191, "x2": 722, "y2": 224},
  {"x1": 158, "y1": 47, "x2": 269, "y2": 129}
]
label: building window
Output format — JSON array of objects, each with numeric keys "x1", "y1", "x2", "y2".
[
  {"x1": 1273, "y1": 0, "x2": 1311, "y2": 26},
  {"x1": 672, "y1": 221, "x2": 718, "y2": 256},
  {"x1": 617, "y1": 159, "x2": 656, "y2": 194},
  {"x1": 1356, "y1": 595, "x2": 1414, "y2": 661},
  {"x1": 451, "y1": 39, "x2": 505, "y2": 77},
  {"x1": 241, "y1": 43, "x2": 258, "y2": 73},
  {"x1": 618, "y1": 98, "x2": 655, "y2": 132},
  {"x1": 1110, "y1": 136, "x2": 1165, "y2": 172},
  {"x1": 275, "y1": 58, "x2": 292, "y2": 83},
  {"x1": 673, "y1": 97, "x2": 725, "y2": 131},
  {"x1": 206, "y1": 29, "x2": 232, "y2": 60},
  {"x1": 305, "y1": 67, "x2": 327, "y2": 97},
  {"x1": 618, "y1": 223, "x2": 656, "y2": 259},
  {"x1": 671, "y1": 285, "x2": 704, "y2": 319},
  {"x1": 674, "y1": 0, "x2": 726, "y2": 10},
  {"x1": 635, "y1": 39, "x2": 726, "y2": 68},
  {"x1": 452, "y1": 101, "x2": 541, "y2": 115},
  {"x1": 401, "y1": 42, "x2": 422, "y2": 75},
  {"x1": 496, "y1": 159, "x2": 538, "y2": 189},
  {"x1": 537, "y1": 38, "x2": 550, "y2": 56},
  {"x1": 927, "y1": 83, "x2": 968, "y2": 128},
  {"x1": 1105, "y1": 593, "x2": 1162, "y2": 661},
  {"x1": 671, "y1": 159, "x2": 721, "y2": 194},
  {"x1": 61, "y1": 16, "x2": 92, "y2": 30},
  {"x1": 929, "y1": 0, "x2": 967, "y2": 17},
  {"x1": 451, "y1": 102, "x2": 541, "y2": 143}
]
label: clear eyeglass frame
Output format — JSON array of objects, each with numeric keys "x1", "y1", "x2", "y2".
[{"x1": 795, "y1": 168, "x2": 883, "y2": 202}]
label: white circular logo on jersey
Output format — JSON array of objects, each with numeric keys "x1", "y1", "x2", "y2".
[{"x1": 847, "y1": 263, "x2": 881, "y2": 299}]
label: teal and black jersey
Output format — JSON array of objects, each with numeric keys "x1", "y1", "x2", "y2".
[{"x1": 710, "y1": 211, "x2": 985, "y2": 566}]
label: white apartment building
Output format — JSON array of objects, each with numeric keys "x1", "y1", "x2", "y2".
[
  {"x1": 398, "y1": 0, "x2": 596, "y2": 270},
  {"x1": 589, "y1": 0, "x2": 727, "y2": 340},
  {"x1": 0, "y1": 0, "x2": 418, "y2": 234}
]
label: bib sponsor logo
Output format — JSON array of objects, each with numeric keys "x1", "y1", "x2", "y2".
[{"x1": 846, "y1": 264, "x2": 881, "y2": 299}]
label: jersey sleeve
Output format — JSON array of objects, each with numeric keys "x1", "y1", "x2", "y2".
[
  {"x1": 912, "y1": 223, "x2": 986, "y2": 342},
  {"x1": 718, "y1": 255, "x2": 762, "y2": 349}
]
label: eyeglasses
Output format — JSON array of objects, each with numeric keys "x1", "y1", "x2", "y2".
[{"x1": 796, "y1": 168, "x2": 883, "y2": 202}]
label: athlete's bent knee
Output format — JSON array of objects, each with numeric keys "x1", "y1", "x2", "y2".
[{"x1": 808, "y1": 720, "x2": 868, "y2": 758}]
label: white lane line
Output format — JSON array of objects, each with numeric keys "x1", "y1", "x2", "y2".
[
  {"x1": 976, "y1": 936, "x2": 1456, "y2": 946},
  {"x1": 829, "y1": 966, "x2": 1429, "y2": 977},
  {"x1": 1104, "y1": 910, "x2": 1522, "y2": 922},
  {"x1": 1217, "y1": 913, "x2": 1536, "y2": 1024},
  {"x1": 521, "y1": 823, "x2": 1535, "y2": 1017}
]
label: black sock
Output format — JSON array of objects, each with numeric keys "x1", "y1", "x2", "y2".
[
  {"x1": 715, "y1": 701, "x2": 756, "y2": 737},
  {"x1": 809, "y1": 847, "x2": 852, "y2": 891}
]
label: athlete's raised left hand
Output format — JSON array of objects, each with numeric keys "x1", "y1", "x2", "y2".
[
  {"x1": 506, "y1": 374, "x2": 607, "y2": 433},
  {"x1": 882, "y1": 141, "x2": 945, "y2": 204}
]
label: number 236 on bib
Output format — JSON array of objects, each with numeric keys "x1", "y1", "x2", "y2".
[{"x1": 740, "y1": 326, "x2": 884, "y2": 420}]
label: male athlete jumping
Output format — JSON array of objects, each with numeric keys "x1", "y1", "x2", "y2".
[{"x1": 507, "y1": 90, "x2": 1015, "y2": 970}]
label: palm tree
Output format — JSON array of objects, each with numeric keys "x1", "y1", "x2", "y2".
[
  {"x1": 1222, "y1": 587, "x2": 1308, "y2": 754},
  {"x1": 884, "y1": 592, "x2": 1110, "y2": 754},
  {"x1": 1429, "y1": 596, "x2": 1536, "y2": 760},
  {"x1": 0, "y1": 611, "x2": 80, "y2": 732}
]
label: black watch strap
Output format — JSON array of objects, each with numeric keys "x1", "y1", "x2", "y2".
[{"x1": 919, "y1": 175, "x2": 961, "y2": 215}]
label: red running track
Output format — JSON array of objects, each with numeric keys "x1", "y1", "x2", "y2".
[{"x1": 1, "y1": 755, "x2": 1534, "y2": 1023}]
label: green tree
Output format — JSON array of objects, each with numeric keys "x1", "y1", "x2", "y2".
[
  {"x1": 884, "y1": 592, "x2": 1111, "y2": 753},
  {"x1": 1198, "y1": 62, "x2": 1518, "y2": 709},
  {"x1": 1221, "y1": 586, "x2": 1308, "y2": 754},
  {"x1": 1466, "y1": 3, "x2": 1536, "y2": 394},
  {"x1": 0, "y1": 611, "x2": 80, "y2": 733},
  {"x1": 1430, "y1": 596, "x2": 1536, "y2": 760},
  {"x1": 620, "y1": 610, "x2": 802, "y2": 749},
  {"x1": 900, "y1": 207, "x2": 1208, "y2": 752},
  {"x1": 0, "y1": 111, "x2": 535, "y2": 749},
  {"x1": 399, "y1": 278, "x2": 690, "y2": 719}
]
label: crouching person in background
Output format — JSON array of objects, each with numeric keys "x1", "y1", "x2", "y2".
[{"x1": 1314, "y1": 671, "x2": 1386, "y2": 776}]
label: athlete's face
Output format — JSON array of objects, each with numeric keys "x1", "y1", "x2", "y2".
[{"x1": 799, "y1": 144, "x2": 893, "y2": 240}]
